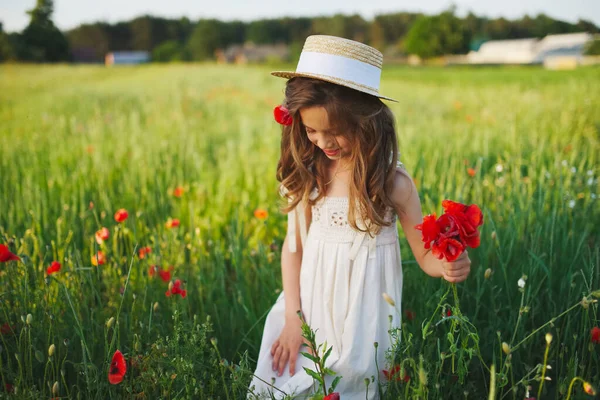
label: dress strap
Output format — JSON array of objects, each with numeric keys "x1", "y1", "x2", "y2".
[{"x1": 280, "y1": 185, "x2": 308, "y2": 253}]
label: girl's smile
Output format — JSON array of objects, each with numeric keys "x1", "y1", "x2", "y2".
[{"x1": 299, "y1": 106, "x2": 351, "y2": 163}]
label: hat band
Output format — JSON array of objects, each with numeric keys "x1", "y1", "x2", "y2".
[{"x1": 295, "y1": 51, "x2": 381, "y2": 92}]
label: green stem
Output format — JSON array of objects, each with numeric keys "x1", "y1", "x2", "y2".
[
  {"x1": 565, "y1": 376, "x2": 583, "y2": 400},
  {"x1": 537, "y1": 341, "x2": 551, "y2": 399},
  {"x1": 511, "y1": 300, "x2": 581, "y2": 352}
]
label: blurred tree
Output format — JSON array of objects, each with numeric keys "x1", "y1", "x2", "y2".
[
  {"x1": 585, "y1": 38, "x2": 600, "y2": 55},
  {"x1": 311, "y1": 14, "x2": 369, "y2": 43},
  {"x1": 576, "y1": 19, "x2": 599, "y2": 34},
  {"x1": 0, "y1": 22, "x2": 16, "y2": 61},
  {"x1": 371, "y1": 12, "x2": 420, "y2": 47},
  {"x1": 67, "y1": 23, "x2": 110, "y2": 62},
  {"x1": 404, "y1": 7, "x2": 470, "y2": 57},
  {"x1": 152, "y1": 40, "x2": 184, "y2": 62},
  {"x1": 187, "y1": 19, "x2": 224, "y2": 60},
  {"x1": 247, "y1": 19, "x2": 287, "y2": 44},
  {"x1": 20, "y1": 0, "x2": 70, "y2": 62}
]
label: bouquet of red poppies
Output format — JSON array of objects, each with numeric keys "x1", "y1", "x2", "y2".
[{"x1": 415, "y1": 200, "x2": 483, "y2": 262}]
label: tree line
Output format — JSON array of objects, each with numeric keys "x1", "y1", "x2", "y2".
[{"x1": 1, "y1": 0, "x2": 599, "y2": 63}]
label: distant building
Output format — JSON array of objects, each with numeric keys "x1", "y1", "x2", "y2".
[
  {"x1": 466, "y1": 32, "x2": 597, "y2": 66},
  {"x1": 467, "y1": 38, "x2": 538, "y2": 64},
  {"x1": 105, "y1": 51, "x2": 150, "y2": 66},
  {"x1": 215, "y1": 43, "x2": 289, "y2": 64},
  {"x1": 532, "y1": 32, "x2": 593, "y2": 63}
]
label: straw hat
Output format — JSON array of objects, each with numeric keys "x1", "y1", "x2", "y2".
[{"x1": 271, "y1": 35, "x2": 397, "y2": 102}]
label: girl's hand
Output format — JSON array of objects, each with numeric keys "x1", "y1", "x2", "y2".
[
  {"x1": 270, "y1": 314, "x2": 307, "y2": 377},
  {"x1": 442, "y1": 249, "x2": 471, "y2": 283}
]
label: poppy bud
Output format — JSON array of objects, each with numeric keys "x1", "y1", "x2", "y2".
[
  {"x1": 502, "y1": 342, "x2": 510, "y2": 355},
  {"x1": 484, "y1": 268, "x2": 492, "y2": 279},
  {"x1": 545, "y1": 333, "x2": 553, "y2": 345},
  {"x1": 583, "y1": 382, "x2": 596, "y2": 395},
  {"x1": 52, "y1": 381, "x2": 59, "y2": 395},
  {"x1": 26, "y1": 314, "x2": 32, "y2": 325},
  {"x1": 153, "y1": 302, "x2": 159, "y2": 312},
  {"x1": 48, "y1": 344, "x2": 56, "y2": 357},
  {"x1": 106, "y1": 317, "x2": 115, "y2": 329}
]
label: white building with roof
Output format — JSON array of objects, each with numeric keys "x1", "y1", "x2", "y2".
[{"x1": 466, "y1": 32, "x2": 596, "y2": 65}]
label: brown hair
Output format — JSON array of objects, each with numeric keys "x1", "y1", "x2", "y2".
[{"x1": 276, "y1": 77, "x2": 407, "y2": 236}]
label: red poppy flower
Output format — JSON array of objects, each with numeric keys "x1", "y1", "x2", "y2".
[
  {"x1": 467, "y1": 168, "x2": 476, "y2": 177},
  {"x1": 383, "y1": 365, "x2": 410, "y2": 382},
  {"x1": 138, "y1": 246, "x2": 152, "y2": 259},
  {"x1": 114, "y1": 209, "x2": 128, "y2": 223},
  {"x1": 591, "y1": 326, "x2": 600, "y2": 344},
  {"x1": 148, "y1": 265, "x2": 158, "y2": 278},
  {"x1": 166, "y1": 279, "x2": 187, "y2": 298},
  {"x1": 46, "y1": 261, "x2": 61, "y2": 275},
  {"x1": 431, "y1": 237, "x2": 465, "y2": 262},
  {"x1": 165, "y1": 218, "x2": 180, "y2": 229},
  {"x1": 442, "y1": 200, "x2": 483, "y2": 246},
  {"x1": 4, "y1": 383, "x2": 14, "y2": 393},
  {"x1": 273, "y1": 105, "x2": 293, "y2": 126},
  {"x1": 446, "y1": 309, "x2": 452, "y2": 317},
  {"x1": 158, "y1": 266, "x2": 173, "y2": 283},
  {"x1": 91, "y1": 251, "x2": 106, "y2": 266},
  {"x1": 1, "y1": 322, "x2": 16, "y2": 335},
  {"x1": 173, "y1": 187, "x2": 184, "y2": 197},
  {"x1": 414, "y1": 214, "x2": 439, "y2": 249},
  {"x1": 95, "y1": 227, "x2": 110, "y2": 244},
  {"x1": 324, "y1": 393, "x2": 340, "y2": 400},
  {"x1": 108, "y1": 349, "x2": 126, "y2": 384},
  {"x1": 404, "y1": 309, "x2": 415, "y2": 321},
  {"x1": 0, "y1": 244, "x2": 20, "y2": 263}
]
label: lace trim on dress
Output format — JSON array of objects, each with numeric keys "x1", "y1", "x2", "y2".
[{"x1": 280, "y1": 159, "x2": 406, "y2": 254}]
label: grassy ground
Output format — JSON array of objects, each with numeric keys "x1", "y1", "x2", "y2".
[{"x1": 0, "y1": 63, "x2": 598, "y2": 399}]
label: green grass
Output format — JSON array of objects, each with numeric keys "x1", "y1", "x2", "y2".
[{"x1": 0, "y1": 63, "x2": 599, "y2": 399}]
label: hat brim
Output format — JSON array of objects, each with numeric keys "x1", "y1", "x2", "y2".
[{"x1": 271, "y1": 71, "x2": 398, "y2": 103}]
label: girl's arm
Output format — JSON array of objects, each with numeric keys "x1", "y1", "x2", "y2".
[
  {"x1": 281, "y1": 201, "x2": 312, "y2": 317},
  {"x1": 391, "y1": 168, "x2": 470, "y2": 282}
]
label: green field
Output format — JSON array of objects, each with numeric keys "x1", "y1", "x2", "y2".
[{"x1": 0, "y1": 63, "x2": 599, "y2": 399}]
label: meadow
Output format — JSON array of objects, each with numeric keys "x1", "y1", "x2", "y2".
[{"x1": 0, "y1": 63, "x2": 599, "y2": 399}]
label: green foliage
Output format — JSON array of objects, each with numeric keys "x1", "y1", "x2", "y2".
[
  {"x1": 584, "y1": 38, "x2": 600, "y2": 55},
  {"x1": 19, "y1": 0, "x2": 70, "y2": 62},
  {"x1": 0, "y1": 23, "x2": 16, "y2": 61},
  {"x1": 404, "y1": 9, "x2": 470, "y2": 58},
  {"x1": 186, "y1": 19, "x2": 243, "y2": 61},
  {"x1": 152, "y1": 40, "x2": 185, "y2": 62}
]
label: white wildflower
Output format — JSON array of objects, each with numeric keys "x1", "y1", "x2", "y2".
[
  {"x1": 587, "y1": 177, "x2": 594, "y2": 186},
  {"x1": 568, "y1": 200, "x2": 575, "y2": 208},
  {"x1": 587, "y1": 170, "x2": 594, "y2": 176},
  {"x1": 561, "y1": 160, "x2": 568, "y2": 167},
  {"x1": 495, "y1": 163, "x2": 503, "y2": 172},
  {"x1": 518, "y1": 278, "x2": 526, "y2": 289},
  {"x1": 570, "y1": 166, "x2": 577, "y2": 173}
]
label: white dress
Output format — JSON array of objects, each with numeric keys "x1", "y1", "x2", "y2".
[{"x1": 248, "y1": 162, "x2": 406, "y2": 400}]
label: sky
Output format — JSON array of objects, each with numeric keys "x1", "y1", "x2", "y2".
[{"x1": 1, "y1": 0, "x2": 599, "y2": 33}]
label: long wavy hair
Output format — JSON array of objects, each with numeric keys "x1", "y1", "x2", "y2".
[{"x1": 276, "y1": 77, "x2": 406, "y2": 236}]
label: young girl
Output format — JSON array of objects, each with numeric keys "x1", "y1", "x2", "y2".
[{"x1": 248, "y1": 35, "x2": 471, "y2": 399}]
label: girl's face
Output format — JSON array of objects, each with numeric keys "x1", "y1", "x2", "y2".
[{"x1": 299, "y1": 106, "x2": 351, "y2": 164}]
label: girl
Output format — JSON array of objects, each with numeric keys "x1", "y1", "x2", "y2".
[{"x1": 248, "y1": 35, "x2": 471, "y2": 399}]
